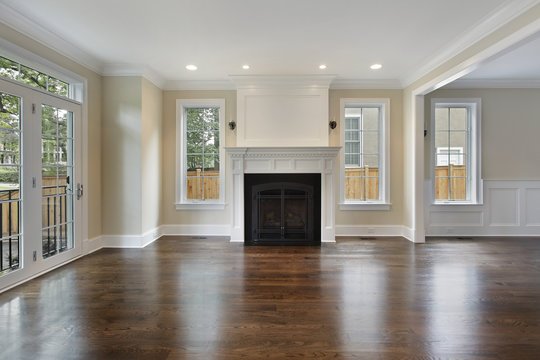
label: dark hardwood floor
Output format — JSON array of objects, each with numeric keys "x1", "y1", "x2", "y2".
[{"x1": 1, "y1": 236, "x2": 540, "y2": 359}]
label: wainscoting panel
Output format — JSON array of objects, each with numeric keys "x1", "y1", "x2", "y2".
[
  {"x1": 525, "y1": 188, "x2": 540, "y2": 226},
  {"x1": 488, "y1": 188, "x2": 519, "y2": 226},
  {"x1": 425, "y1": 180, "x2": 540, "y2": 236}
]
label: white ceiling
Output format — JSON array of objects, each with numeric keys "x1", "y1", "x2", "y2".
[
  {"x1": 461, "y1": 32, "x2": 540, "y2": 80},
  {"x1": 0, "y1": 0, "x2": 538, "y2": 87}
]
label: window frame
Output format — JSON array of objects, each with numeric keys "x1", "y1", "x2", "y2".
[
  {"x1": 175, "y1": 98, "x2": 226, "y2": 210},
  {"x1": 430, "y1": 98, "x2": 482, "y2": 205},
  {"x1": 339, "y1": 98, "x2": 391, "y2": 210}
]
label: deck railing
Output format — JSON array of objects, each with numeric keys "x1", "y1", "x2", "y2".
[
  {"x1": 0, "y1": 189, "x2": 20, "y2": 273},
  {"x1": 0, "y1": 184, "x2": 69, "y2": 273}
]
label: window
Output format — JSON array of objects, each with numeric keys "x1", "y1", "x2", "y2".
[
  {"x1": 176, "y1": 99, "x2": 225, "y2": 209},
  {"x1": 431, "y1": 98, "x2": 481, "y2": 204},
  {"x1": 340, "y1": 98, "x2": 390, "y2": 210},
  {"x1": 0, "y1": 56, "x2": 70, "y2": 98}
]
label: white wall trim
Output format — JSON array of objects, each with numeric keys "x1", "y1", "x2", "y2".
[
  {"x1": 425, "y1": 180, "x2": 540, "y2": 236},
  {"x1": 164, "y1": 79, "x2": 236, "y2": 91},
  {"x1": 330, "y1": 79, "x2": 402, "y2": 90},
  {"x1": 402, "y1": 0, "x2": 540, "y2": 87},
  {"x1": 0, "y1": 2, "x2": 103, "y2": 74},
  {"x1": 160, "y1": 224, "x2": 231, "y2": 237},
  {"x1": 83, "y1": 236, "x2": 103, "y2": 255},
  {"x1": 102, "y1": 63, "x2": 166, "y2": 89},
  {"x1": 444, "y1": 79, "x2": 540, "y2": 89},
  {"x1": 336, "y1": 225, "x2": 408, "y2": 238},
  {"x1": 101, "y1": 227, "x2": 161, "y2": 248}
]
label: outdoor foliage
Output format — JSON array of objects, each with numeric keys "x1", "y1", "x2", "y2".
[
  {"x1": 0, "y1": 56, "x2": 69, "y2": 97},
  {"x1": 186, "y1": 107, "x2": 220, "y2": 171}
]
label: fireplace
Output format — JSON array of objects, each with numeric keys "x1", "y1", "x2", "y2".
[
  {"x1": 244, "y1": 174, "x2": 321, "y2": 246},
  {"x1": 226, "y1": 146, "x2": 340, "y2": 243}
]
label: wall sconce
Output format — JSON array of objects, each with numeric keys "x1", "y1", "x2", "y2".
[
  {"x1": 329, "y1": 119, "x2": 337, "y2": 130},
  {"x1": 228, "y1": 120, "x2": 236, "y2": 130}
]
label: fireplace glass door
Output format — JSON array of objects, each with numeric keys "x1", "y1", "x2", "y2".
[{"x1": 252, "y1": 183, "x2": 313, "y2": 244}]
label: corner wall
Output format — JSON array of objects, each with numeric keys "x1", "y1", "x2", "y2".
[{"x1": 102, "y1": 77, "x2": 143, "y2": 235}]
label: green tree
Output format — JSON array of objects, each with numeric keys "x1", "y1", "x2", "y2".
[{"x1": 186, "y1": 107, "x2": 220, "y2": 171}]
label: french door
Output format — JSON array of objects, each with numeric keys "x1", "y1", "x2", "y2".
[{"x1": 0, "y1": 77, "x2": 82, "y2": 291}]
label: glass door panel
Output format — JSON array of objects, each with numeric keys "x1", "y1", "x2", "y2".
[
  {"x1": 0, "y1": 92, "x2": 21, "y2": 274},
  {"x1": 41, "y1": 105, "x2": 74, "y2": 259}
]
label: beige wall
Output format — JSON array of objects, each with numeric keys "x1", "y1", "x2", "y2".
[
  {"x1": 0, "y1": 22, "x2": 103, "y2": 239},
  {"x1": 425, "y1": 88, "x2": 540, "y2": 180},
  {"x1": 329, "y1": 89, "x2": 404, "y2": 226},
  {"x1": 162, "y1": 90, "x2": 236, "y2": 225},
  {"x1": 102, "y1": 77, "x2": 142, "y2": 235},
  {"x1": 141, "y1": 79, "x2": 163, "y2": 233}
]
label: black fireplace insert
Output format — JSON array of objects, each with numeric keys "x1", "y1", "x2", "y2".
[{"x1": 244, "y1": 173, "x2": 321, "y2": 246}]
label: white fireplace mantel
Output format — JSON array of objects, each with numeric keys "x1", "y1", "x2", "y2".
[{"x1": 226, "y1": 146, "x2": 341, "y2": 243}]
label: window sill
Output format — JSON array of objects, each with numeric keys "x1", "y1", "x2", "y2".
[
  {"x1": 431, "y1": 201, "x2": 483, "y2": 206},
  {"x1": 339, "y1": 202, "x2": 391, "y2": 211},
  {"x1": 175, "y1": 202, "x2": 226, "y2": 210}
]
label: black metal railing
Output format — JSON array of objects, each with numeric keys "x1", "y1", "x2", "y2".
[
  {"x1": 0, "y1": 188, "x2": 20, "y2": 273},
  {"x1": 0, "y1": 184, "x2": 70, "y2": 273},
  {"x1": 42, "y1": 185, "x2": 69, "y2": 259}
]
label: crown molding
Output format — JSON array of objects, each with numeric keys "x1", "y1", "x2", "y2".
[
  {"x1": 102, "y1": 63, "x2": 166, "y2": 89},
  {"x1": 402, "y1": 0, "x2": 540, "y2": 87},
  {"x1": 163, "y1": 79, "x2": 236, "y2": 91},
  {"x1": 330, "y1": 79, "x2": 402, "y2": 89},
  {"x1": 444, "y1": 78, "x2": 540, "y2": 89},
  {"x1": 0, "y1": 2, "x2": 104, "y2": 75},
  {"x1": 229, "y1": 74, "x2": 336, "y2": 89}
]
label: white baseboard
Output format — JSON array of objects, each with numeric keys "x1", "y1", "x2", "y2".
[
  {"x1": 102, "y1": 227, "x2": 161, "y2": 248},
  {"x1": 336, "y1": 225, "x2": 408, "y2": 238},
  {"x1": 83, "y1": 235, "x2": 103, "y2": 254},
  {"x1": 160, "y1": 224, "x2": 231, "y2": 237},
  {"x1": 401, "y1": 227, "x2": 415, "y2": 242}
]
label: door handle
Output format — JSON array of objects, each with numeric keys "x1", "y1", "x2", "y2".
[{"x1": 76, "y1": 183, "x2": 83, "y2": 200}]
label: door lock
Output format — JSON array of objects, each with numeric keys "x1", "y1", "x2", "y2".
[{"x1": 76, "y1": 183, "x2": 84, "y2": 200}]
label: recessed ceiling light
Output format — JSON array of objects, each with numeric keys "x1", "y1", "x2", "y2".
[
  {"x1": 370, "y1": 63, "x2": 382, "y2": 70},
  {"x1": 186, "y1": 64, "x2": 198, "y2": 71},
  {"x1": 242, "y1": 64, "x2": 250, "y2": 70},
  {"x1": 319, "y1": 64, "x2": 327, "y2": 70}
]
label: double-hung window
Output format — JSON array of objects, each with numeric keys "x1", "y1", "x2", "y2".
[
  {"x1": 340, "y1": 98, "x2": 390, "y2": 210},
  {"x1": 176, "y1": 99, "x2": 225, "y2": 209},
  {"x1": 431, "y1": 98, "x2": 481, "y2": 204}
]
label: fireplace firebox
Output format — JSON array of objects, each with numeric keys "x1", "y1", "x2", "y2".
[{"x1": 244, "y1": 174, "x2": 321, "y2": 246}]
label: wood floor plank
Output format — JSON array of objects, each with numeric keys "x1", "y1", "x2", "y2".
[{"x1": 1, "y1": 236, "x2": 540, "y2": 359}]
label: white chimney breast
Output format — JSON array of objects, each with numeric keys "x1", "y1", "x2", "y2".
[{"x1": 231, "y1": 75, "x2": 334, "y2": 147}]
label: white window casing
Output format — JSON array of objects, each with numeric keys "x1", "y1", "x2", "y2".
[
  {"x1": 175, "y1": 98, "x2": 226, "y2": 210},
  {"x1": 431, "y1": 98, "x2": 482, "y2": 205},
  {"x1": 339, "y1": 98, "x2": 391, "y2": 210}
]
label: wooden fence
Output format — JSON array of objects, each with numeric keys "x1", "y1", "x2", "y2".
[
  {"x1": 187, "y1": 170, "x2": 220, "y2": 200},
  {"x1": 185, "y1": 166, "x2": 466, "y2": 202},
  {"x1": 0, "y1": 176, "x2": 68, "y2": 238},
  {"x1": 345, "y1": 167, "x2": 379, "y2": 200},
  {"x1": 435, "y1": 165, "x2": 466, "y2": 200}
]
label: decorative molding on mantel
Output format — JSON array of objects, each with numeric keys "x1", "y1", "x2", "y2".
[
  {"x1": 229, "y1": 75, "x2": 336, "y2": 89},
  {"x1": 225, "y1": 146, "x2": 341, "y2": 160}
]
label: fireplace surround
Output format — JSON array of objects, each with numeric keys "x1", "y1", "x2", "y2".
[{"x1": 226, "y1": 146, "x2": 340, "y2": 243}]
